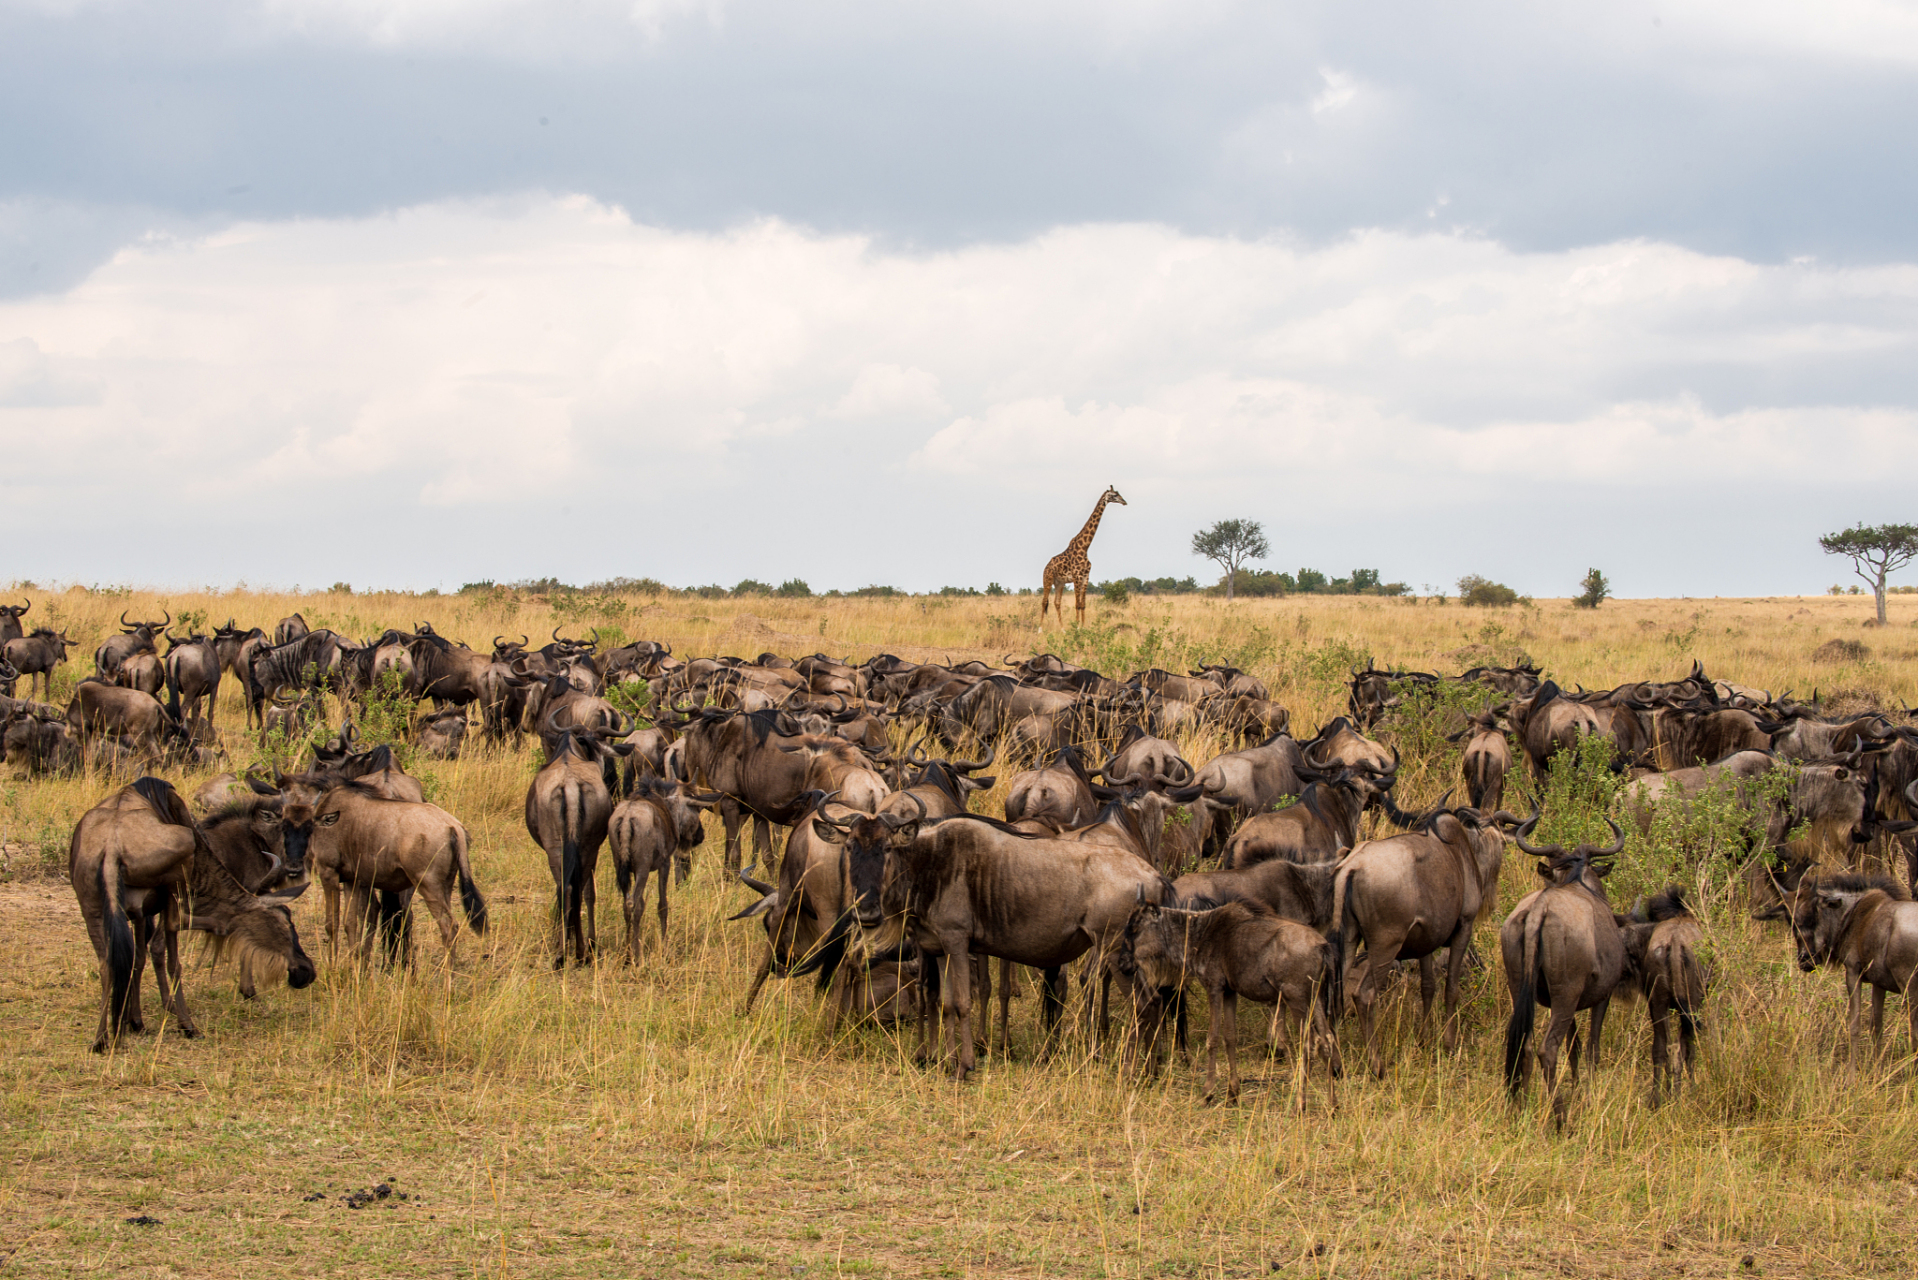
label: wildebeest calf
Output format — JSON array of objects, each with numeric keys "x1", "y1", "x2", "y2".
[
  {"x1": 1122, "y1": 899, "x2": 1341, "y2": 1104},
  {"x1": 1618, "y1": 885, "x2": 1708, "y2": 1099}
]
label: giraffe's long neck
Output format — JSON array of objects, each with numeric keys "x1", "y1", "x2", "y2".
[{"x1": 1072, "y1": 495, "x2": 1111, "y2": 551}]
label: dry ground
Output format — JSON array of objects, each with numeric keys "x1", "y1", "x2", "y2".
[{"x1": 4, "y1": 588, "x2": 1918, "y2": 1278}]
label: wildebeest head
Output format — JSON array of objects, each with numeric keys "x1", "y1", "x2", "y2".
[
  {"x1": 810, "y1": 794, "x2": 925, "y2": 927},
  {"x1": 1788, "y1": 872, "x2": 1909, "y2": 972},
  {"x1": 1513, "y1": 814, "x2": 1625, "y2": 896},
  {"x1": 0, "y1": 599, "x2": 28, "y2": 643}
]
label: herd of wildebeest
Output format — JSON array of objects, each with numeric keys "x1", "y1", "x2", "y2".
[{"x1": 10, "y1": 604, "x2": 1918, "y2": 1120}]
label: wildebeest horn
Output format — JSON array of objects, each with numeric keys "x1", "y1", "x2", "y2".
[
  {"x1": 736, "y1": 866, "x2": 775, "y2": 895},
  {"x1": 1596, "y1": 817, "x2": 1625, "y2": 856},
  {"x1": 953, "y1": 742, "x2": 996, "y2": 772},
  {"x1": 1513, "y1": 815, "x2": 1561, "y2": 857},
  {"x1": 160, "y1": 611, "x2": 170, "y2": 627},
  {"x1": 884, "y1": 793, "x2": 928, "y2": 829},
  {"x1": 119, "y1": 610, "x2": 132, "y2": 628},
  {"x1": 17, "y1": 600, "x2": 27, "y2": 615},
  {"x1": 552, "y1": 627, "x2": 564, "y2": 643}
]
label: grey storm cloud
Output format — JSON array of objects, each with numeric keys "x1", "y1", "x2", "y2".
[{"x1": 4, "y1": 0, "x2": 1918, "y2": 297}]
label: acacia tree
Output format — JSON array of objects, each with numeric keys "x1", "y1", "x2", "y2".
[
  {"x1": 1191, "y1": 519, "x2": 1269, "y2": 601},
  {"x1": 1819, "y1": 523, "x2": 1918, "y2": 623}
]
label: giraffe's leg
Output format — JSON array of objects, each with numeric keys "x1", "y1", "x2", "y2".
[{"x1": 1075, "y1": 581, "x2": 1086, "y2": 622}]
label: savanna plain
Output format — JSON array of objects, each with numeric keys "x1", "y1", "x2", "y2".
[{"x1": 5, "y1": 587, "x2": 1918, "y2": 1279}]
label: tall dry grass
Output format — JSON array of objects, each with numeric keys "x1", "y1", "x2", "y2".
[{"x1": 3, "y1": 587, "x2": 1917, "y2": 1276}]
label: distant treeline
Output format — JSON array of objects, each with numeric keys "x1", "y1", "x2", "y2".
[{"x1": 457, "y1": 570, "x2": 1407, "y2": 601}]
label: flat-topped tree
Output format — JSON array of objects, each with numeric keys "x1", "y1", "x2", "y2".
[
  {"x1": 1192, "y1": 519, "x2": 1269, "y2": 601},
  {"x1": 1819, "y1": 523, "x2": 1918, "y2": 624}
]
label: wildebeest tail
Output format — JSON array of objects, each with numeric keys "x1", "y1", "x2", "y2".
[
  {"x1": 100, "y1": 850, "x2": 136, "y2": 1035},
  {"x1": 452, "y1": 823, "x2": 488, "y2": 933},
  {"x1": 1504, "y1": 908, "x2": 1544, "y2": 1094},
  {"x1": 1316, "y1": 938, "x2": 1339, "y2": 1025}
]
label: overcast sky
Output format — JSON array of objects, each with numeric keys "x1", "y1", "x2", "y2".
[{"x1": 4, "y1": 0, "x2": 1917, "y2": 596}]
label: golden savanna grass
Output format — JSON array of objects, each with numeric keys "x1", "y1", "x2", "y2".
[{"x1": 4, "y1": 587, "x2": 1918, "y2": 1278}]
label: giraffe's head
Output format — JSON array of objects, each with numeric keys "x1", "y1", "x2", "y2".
[{"x1": 1103, "y1": 486, "x2": 1127, "y2": 506}]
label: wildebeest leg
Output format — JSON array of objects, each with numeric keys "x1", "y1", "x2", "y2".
[
  {"x1": 1870, "y1": 984, "x2": 1888, "y2": 1055},
  {"x1": 129, "y1": 914, "x2": 154, "y2": 1035},
  {"x1": 417, "y1": 876, "x2": 462, "y2": 971},
  {"x1": 996, "y1": 957, "x2": 1013, "y2": 1057},
  {"x1": 1843, "y1": 969, "x2": 1866, "y2": 1071},
  {"x1": 1441, "y1": 925, "x2": 1473, "y2": 1053},
  {"x1": 655, "y1": 863, "x2": 670, "y2": 953},
  {"x1": 1039, "y1": 967, "x2": 1066, "y2": 1057},
  {"x1": 1416, "y1": 952, "x2": 1438, "y2": 1042},
  {"x1": 971, "y1": 957, "x2": 992, "y2": 1054},
  {"x1": 85, "y1": 911, "x2": 121, "y2": 1052},
  {"x1": 718, "y1": 798, "x2": 746, "y2": 872},
  {"x1": 157, "y1": 922, "x2": 199, "y2": 1038},
  {"x1": 1356, "y1": 933, "x2": 1405, "y2": 1078},
  {"x1": 942, "y1": 941, "x2": 976, "y2": 1081},
  {"x1": 752, "y1": 816, "x2": 773, "y2": 873},
  {"x1": 914, "y1": 952, "x2": 941, "y2": 1066},
  {"x1": 581, "y1": 854, "x2": 599, "y2": 963},
  {"x1": 1587, "y1": 996, "x2": 1610, "y2": 1071},
  {"x1": 1536, "y1": 1002, "x2": 1577, "y2": 1123}
]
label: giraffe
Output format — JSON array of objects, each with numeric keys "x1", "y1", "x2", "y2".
[{"x1": 1041, "y1": 485, "x2": 1127, "y2": 625}]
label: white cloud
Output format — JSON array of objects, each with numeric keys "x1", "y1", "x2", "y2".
[{"x1": 2, "y1": 196, "x2": 1916, "y2": 588}]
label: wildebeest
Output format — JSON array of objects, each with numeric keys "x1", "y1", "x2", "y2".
[
  {"x1": 527, "y1": 724, "x2": 634, "y2": 966},
  {"x1": 1167, "y1": 731, "x2": 1312, "y2": 857},
  {"x1": 69, "y1": 777, "x2": 314, "y2": 1051},
  {"x1": 1329, "y1": 808, "x2": 1508, "y2": 1075},
  {"x1": 870, "y1": 813, "x2": 1169, "y2": 1080},
  {"x1": 1618, "y1": 886, "x2": 1707, "y2": 1099},
  {"x1": 163, "y1": 632, "x2": 223, "y2": 736},
  {"x1": 1500, "y1": 818, "x2": 1629, "y2": 1122},
  {"x1": 1171, "y1": 856, "x2": 1341, "y2": 929},
  {"x1": 1790, "y1": 870, "x2": 1918, "y2": 1062},
  {"x1": 1449, "y1": 710, "x2": 1512, "y2": 811},
  {"x1": 66, "y1": 679, "x2": 183, "y2": 759},
  {"x1": 608, "y1": 777, "x2": 719, "y2": 961},
  {"x1": 94, "y1": 611, "x2": 167, "y2": 681},
  {"x1": 1098, "y1": 725, "x2": 1193, "y2": 791},
  {"x1": 1003, "y1": 746, "x2": 1104, "y2": 830},
  {"x1": 4, "y1": 627, "x2": 76, "y2": 702},
  {"x1": 116, "y1": 651, "x2": 165, "y2": 698},
  {"x1": 1223, "y1": 764, "x2": 1399, "y2": 868},
  {"x1": 305, "y1": 783, "x2": 489, "y2": 968},
  {"x1": 0, "y1": 599, "x2": 29, "y2": 643},
  {"x1": 415, "y1": 707, "x2": 468, "y2": 759},
  {"x1": 1347, "y1": 662, "x2": 1438, "y2": 729},
  {"x1": 275, "y1": 613, "x2": 310, "y2": 646},
  {"x1": 1121, "y1": 899, "x2": 1341, "y2": 1102}
]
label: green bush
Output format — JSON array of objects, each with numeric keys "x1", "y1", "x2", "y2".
[{"x1": 1458, "y1": 574, "x2": 1524, "y2": 607}]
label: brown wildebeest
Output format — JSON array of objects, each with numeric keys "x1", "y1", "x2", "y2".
[
  {"x1": 117, "y1": 652, "x2": 165, "y2": 697},
  {"x1": 678, "y1": 705, "x2": 824, "y2": 870},
  {"x1": 0, "y1": 599, "x2": 29, "y2": 643},
  {"x1": 415, "y1": 707, "x2": 467, "y2": 759},
  {"x1": 163, "y1": 632, "x2": 223, "y2": 736},
  {"x1": 527, "y1": 724, "x2": 634, "y2": 966},
  {"x1": 870, "y1": 813, "x2": 1169, "y2": 1081},
  {"x1": 1500, "y1": 817, "x2": 1629, "y2": 1123},
  {"x1": 1168, "y1": 731, "x2": 1313, "y2": 858},
  {"x1": 275, "y1": 613, "x2": 310, "y2": 646},
  {"x1": 66, "y1": 679, "x2": 183, "y2": 759},
  {"x1": 1346, "y1": 662, "x2": 1439, "y2": 729},
  {"x1": 94, "y1": 611, "x2": 167, "y2": 680},
  {"x1": 4, "y1": 627, "x2": 76, "y2": 701},
  {"x1": 306, "y1": 782, "x2": 489, "y2": 968},
  {"x1": 1223, "y1": 764, "x2": 1400, "y2": 868},
  {"x1": 1330, "y1": 808, "x2": 1511, "y2": 1075},
  {"x1": 1003, "y1": 746, "x2": 1103, "y2": 830},
  {"x1": 1120, "y1": 899, "x2": 1341, "y2": 1103},
  {"x1": 1790, "y1": 871, "x2": 1918, "y2": 1063},
  {"x1": 1618, "y1": 886, "x2": 1708, "y2": 1099},
  {"x1": 1173, "y1": 856, "x2": 1340, "y2": 927},
  {"x1": 1448, "y1": 710, "x2": 1512, "y2": 812},
  {"x1": 193, "y1": 771, "x2": 278, "y2": 815},
  {"x1": 69, "y1": 777, "x2": 314, "y2": 1051},
  {"x1": 1097, "y1": 725, "x2": 1193, "y2": 792},
  {"x1": 1304, "y1": 715, "x2": 1397, "y2": 773},
  {"x1": 3, "y1": 705, "x2": 77, "y2": 774},
  {"x1": 607, "y1": 777, "x2": 720, "y2": 961}
]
